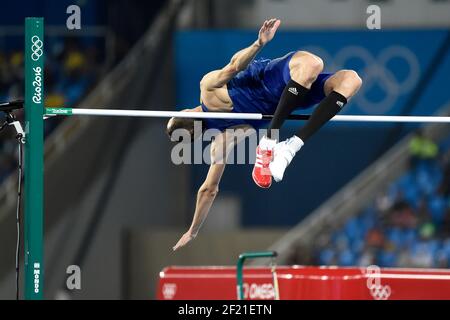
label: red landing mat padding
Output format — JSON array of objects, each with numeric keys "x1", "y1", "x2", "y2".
[{"x1": 157, "y1": 265, "x2": 450, "y2": 300}]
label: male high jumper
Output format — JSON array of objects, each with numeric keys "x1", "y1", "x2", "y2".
[{"x1": 168, "y1": 18, "x2": 362, "y2": 250}]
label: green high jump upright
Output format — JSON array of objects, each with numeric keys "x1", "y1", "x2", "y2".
[{"x1": 24, "y1": 17, "x2": 44, "y2": 300}]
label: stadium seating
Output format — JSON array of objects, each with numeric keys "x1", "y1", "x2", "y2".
[{"x1": 315, "y1": 135, "x2": 450, "y2": 268}]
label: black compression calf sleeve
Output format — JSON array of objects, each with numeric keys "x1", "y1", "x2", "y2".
[
  {"x1": 296, "y1": 91, "x2": 347, "y2": 142},
  {"x1": 267, "y1": 79, "x2": 309, "y2": 138}
]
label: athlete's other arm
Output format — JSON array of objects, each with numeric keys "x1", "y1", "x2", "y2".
[
  {"x1": 172, "y1": 132, "x2": 231, "y2": 251},
  {"x1": 200, "y1": 18, "x2": 281, "y2": 89},
  {"x1": 172, "y1": 126, "x2": 254, "y2": 250}
]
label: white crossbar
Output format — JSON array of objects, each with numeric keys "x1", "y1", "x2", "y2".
[{"x1": 44, "y1": 108, "x2": 450, "y2": 123}]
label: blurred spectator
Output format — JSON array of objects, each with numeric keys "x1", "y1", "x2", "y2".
[
  {"x1": 366, "y1": 227, "x2": 384, "y2": 248},
  {"x1": 389, "y1": 200, "x2": 417, "y2": 229},
  {"x1": 409, "y1": 129, "x2": 438, "y2": 166}
]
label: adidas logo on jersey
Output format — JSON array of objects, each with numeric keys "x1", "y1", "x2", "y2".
[
  {"x1": 336, "y1": 101, "x2": 344, "y2": 108},
  {"x1": 288, "y1": 87, "x2": 298, "y2": 95}
]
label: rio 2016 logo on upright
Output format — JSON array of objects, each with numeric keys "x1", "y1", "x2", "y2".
[
  {"x1": 31, "y1": 35, "x2": 43, "y2": 104},
  {"x1": 32, "y1": 66, "x2": 42, "y2": 104}
]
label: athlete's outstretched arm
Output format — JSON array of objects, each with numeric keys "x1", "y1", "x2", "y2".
[
  {"x1": 172, "y1": 135, "x2": 229, "y2": 251},
  {"x1": 201, "y1": 18, "x2": 281, "y2": 89},
  {"x1": 173, "y1": 127, "x2": 254, "y2": 250},
  {"x1": 172, "y1": 163, "x2": 225, "y2": 251}
]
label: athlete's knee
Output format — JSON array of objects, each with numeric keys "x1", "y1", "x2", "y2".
[
  {"x1": 340, "y1": 70, "x2": 362, "y2": 91},
  {"x1": 339, "y1": 70, "x2": 362, "y2": 92},
  {"x1": 290, "y1": 51, "x2": 324, "y2": 84},
  {"x1": 332, "y1": 70, "x2": 362, "y2": 98},
  {"x1": 293, "y1": 51, "x2": 324, "y2": 72}
]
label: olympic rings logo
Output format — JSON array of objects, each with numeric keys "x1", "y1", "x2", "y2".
[
  {"x1": 365, "y1": 265, "x2": 392, "y2": 300},
  {"x1": 162, "y1": 283, "x2": 177, "y2": 299},
  {"x1": 31, "y1": 35, "x2": 43, "y2": 61},
  {"x1": 369, "y1": 283, "x2": 392, "y2": 300},
  {"x1": 303, "y1": 45, "x2": 421, "y2": 114}
]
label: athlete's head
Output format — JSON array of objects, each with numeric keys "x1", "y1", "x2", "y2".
[{"x1": 166, "y1": 108, "x2": 203, "y2": 142}]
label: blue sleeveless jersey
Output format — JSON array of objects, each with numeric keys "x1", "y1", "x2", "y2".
[{"x1": 202, "y1": 51, "x2": 333, "y2": 131}]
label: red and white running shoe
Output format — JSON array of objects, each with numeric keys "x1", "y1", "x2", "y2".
[{"x1": 252, "y1": 145, "x2": 274, "y2": 189}]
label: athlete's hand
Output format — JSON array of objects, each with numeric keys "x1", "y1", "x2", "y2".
[
  {"x1": 257, "y1": 18, "x2": 281, "y2": 46},
  {"x1": 173, "y1": 230, "x2": 197, "y2": 251}
]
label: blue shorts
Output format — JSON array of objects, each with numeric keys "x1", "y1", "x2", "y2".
[
  {"x1": 203, "y1": 51, "x2": 333, "y2": 131},
  {"x1": 262, "y1": 51, "x2": 333, "y2": 109}
]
